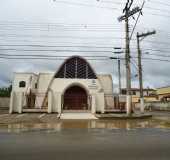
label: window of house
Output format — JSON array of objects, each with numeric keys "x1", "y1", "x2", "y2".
[
  {"x1": 132, "y1": 91, "x2": 136, "y2": 95},
  {"x1": 19, "y1": 81, "x2": 26, "y2": 88},
  {"x1": 35, "y1": 83, "x2": 37, "y2": 89},
  {"x1": 121, "y1": 89, "x2": 127, "y2": 95}
]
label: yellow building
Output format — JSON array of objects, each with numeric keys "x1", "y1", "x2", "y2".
[
  {"x1": 121, "y1": 88, "x2": 158, "y2": 103},
  {"x1": 157, "y1": 86, "x2": 170, "y2": 101}
]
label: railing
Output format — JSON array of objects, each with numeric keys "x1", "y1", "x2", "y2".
[
  {"x1": 23, "y1": 92, "x2": 48, "y2": 109},
  {"x1": 104, "y1": 94, "x2": 126, "y2": 112},
  {"x1": 135, "y1": 101, "x2": 170, "y2": 111}
]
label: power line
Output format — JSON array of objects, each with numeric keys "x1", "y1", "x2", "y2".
[
  {"x1": 2, "y1": 38, "x2": 170, "y2": 47},
  {"x1": 145, "y1": 6, "x2": 170, "y2": 15},
  {"x1": 130, "y1": 24, "x2": 170, "y2": 36},
  {"x1": 145, "y1": 11, "x2": 170, "y2": 19},
  {"x1": 0, "y1": 34, "x2": 125, "y2": 39},
  {"x1": 0, "y1": 53, "x2": 170, "y2": 63},
  {"x1": 128, "y1": 47, "x2": 170, "y2": 54},
  {"x1": 0, "y1": 44, "x2": 114, "y2": 48},
  {"x1": 1, "y1": 33, "x2": 168, "y2": 46},
  {"x1": 0, "y1": 48, "x2": 113, "y2": 52},
  {"x1": 0, "y1": 21, "x2": 119, "y2": 26},
  {"x1": 142, "y1": 39, "x2": 170, "y2": 46},
  {"x1": 132, "y1": 56, "x2": 170, "y2": 62},
  {"x1": 0, "y1": 56, "x2": 108, "y2": 61},
  {"x1": 0, "y1": 54, "x2": 108, "y2": 58},
  {"x1": 53, "y1": 0, "x2": 119, "y2": 10},
  {"x1": 148, "y1": 0, "x2": 170, "y2": 7},
  {"x1": 98, "y1": 1, "x2": 124, "y2": 5},
  {"x1": 0, "y1": 40, "x2": 123, "y2": 46},
  {"x1": 144, "y1": 48, "x2": 170, "y2": 53},
  {"x1": 0, "y1": 24, "x2": 125, "y2": 29},
  {"x1": 129, "y1": 1, "x2": 145, "y2": 41},
  {"x1": 143, "y1": 52, "x2": 170, "y2": 58},
  {"x1": 0, "y1": 28, "x2": 125, "y2": 32}
]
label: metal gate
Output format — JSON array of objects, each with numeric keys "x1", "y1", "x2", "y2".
[
  {"x1": 24, "y1": 92, "x2": 48, "y2": 109},
  {"x1": 63, "y1": 86, "x2": 90, "y2": 110},
  {"x1": 63, "y1": 95, "x2": 87, "y2": 110}
]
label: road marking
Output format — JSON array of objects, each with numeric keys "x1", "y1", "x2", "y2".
[{"x1": 39, "y1": 113, "x2": 46, "y2": 118}]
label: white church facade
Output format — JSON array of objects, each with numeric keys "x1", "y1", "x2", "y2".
[{"x1": 10, "y1": 56, "x2": 122, "y2": 116}]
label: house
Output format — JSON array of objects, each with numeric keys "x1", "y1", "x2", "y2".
[
  {"x1": 121, "y1": 88, "x2": 157, "y2": 103},
  {"x1": 157, "y1": 86, "x2": 170, "y2": 101},
  {"x1": 10, "y1": 56, "x2": 121, "y2": 117}
]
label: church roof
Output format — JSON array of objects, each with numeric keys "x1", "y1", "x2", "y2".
[{"x1": 55, "y1": 56, "x2": 97, "y2": 79}]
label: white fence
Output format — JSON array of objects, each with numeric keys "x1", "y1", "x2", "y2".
[
  {"x1": 135, "y1": 101, "x2": 170, "y2": 111},
  {"x1": 0, "y1": 97, "x2": 10, "y2": 108}
]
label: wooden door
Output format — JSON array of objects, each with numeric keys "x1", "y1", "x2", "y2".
[{"x1": 64, "y1": 86, "x2": 88, "y2": 110}]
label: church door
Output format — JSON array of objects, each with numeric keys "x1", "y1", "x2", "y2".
[{"x1": 63, "y1": 86, "x2": 88, "y2": 110}]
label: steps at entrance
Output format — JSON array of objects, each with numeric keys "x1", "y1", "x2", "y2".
[{"x1": 60, "y1": 112, "x2": 98, "y2": 119}]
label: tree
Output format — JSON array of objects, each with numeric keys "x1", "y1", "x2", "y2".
[{"x1": 0, "y1": 85, "x2": 12, "y2": 97}]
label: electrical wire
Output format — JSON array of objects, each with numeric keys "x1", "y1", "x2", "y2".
[
  {"x1": 0, "y1": 49, "x2": 113, "y2": 52},
  {"x1": 0, "y1": 53, "x2": 170, "y2": 63},
  {"x1": 52, "y1": 0, "x2": 119, "y2": 10},
  {"x1": 0, "y1": 44, "x2": 114, "y2": 48}
]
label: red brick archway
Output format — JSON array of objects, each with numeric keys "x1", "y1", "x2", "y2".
[{"x1": 63, "y1": 86, "x2": 88, "y2": 110}]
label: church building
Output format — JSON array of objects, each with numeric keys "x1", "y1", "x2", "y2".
[{"x1": 10, "y1": 56, "x2": 119, "y2": 118}]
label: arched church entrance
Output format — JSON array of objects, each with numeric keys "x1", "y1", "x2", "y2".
[{"x1": 63, "y1": 86, "x2": 88, "y2": 110}]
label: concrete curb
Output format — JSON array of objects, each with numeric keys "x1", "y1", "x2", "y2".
[{"x1": 96, "y1": 113, "x2": 152, "y2": 119}]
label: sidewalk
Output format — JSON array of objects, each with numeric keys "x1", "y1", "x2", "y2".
[
  {"x1": 96, "y1": 113, "x2": 152, "y2": 119},
  {"x1": 0, "y1": 113, "x2": 59, "y2": 124}
]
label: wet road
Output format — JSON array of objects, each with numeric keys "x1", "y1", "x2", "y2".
[
  {"x1": 0, "y1": 112, "x2": 170, "y2": 160},
  {"x1": 0, "y1": 128, "x2": 170, "y2": 160}
]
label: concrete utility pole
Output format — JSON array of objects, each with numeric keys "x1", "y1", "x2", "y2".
[
  {"x1": 118, "y1": 0, "x2": 141, "y2": 115},
  {"x1": 118, "y1": 59, "x2": 121, "y2": 94},
  {"x1": 113, "y1": 48, "x2": 123, "y2": 94},
  {"x1": 136, "y1": 30, "x2": 156, "y2": 113},
  {"x1": 125, "y1": 6, "x2": 132, "y2": 115},
  {"x1": 109, "y1": 56, "x2": 121, "y2": 94}
]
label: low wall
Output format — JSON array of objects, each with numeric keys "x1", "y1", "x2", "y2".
[
  {"x1": 135, "y1": 101, "x2": 170, "y2": 111},
  {"x1": 0, "y1": 97, "x2": 10, "y2": 108}
]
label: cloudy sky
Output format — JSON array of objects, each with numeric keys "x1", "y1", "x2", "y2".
[{"x1": 0, "y1": 0, "x2": 170, "y2": 91}]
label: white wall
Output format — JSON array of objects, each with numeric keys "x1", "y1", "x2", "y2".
[
  {"x1": 0, "y1": 97, "x2": 10, "y2": 108},
  {"x1": 97, "y1": 74, "x2": 113, "y2": 95},
  {"x1": 49, "y1": 78, "x2": 103, "y2": 113},
  {"x1": 50, "y1": 78, "x2": 102, "y2": 94},
  {"x1": 13, "y1": 73, "x2": 38, "y2": 92},
  {"x1": 11, "y1": 72, "x2": 114, "y2": 113},
  {"x1": 37, "y1": 72, "x2": 53, "y2": 93},
  {"x1": 49, "y1": 77, "x2": 113, "y2": 113},
  {"x1": 10, "y1": 92, "x2": 23, "y2": 113}
]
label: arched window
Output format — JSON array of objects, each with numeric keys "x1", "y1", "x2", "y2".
[
  {"x1": 55, "y1": 56, "x2": 97, "y2": 79},
  {"x1": 19, "y1": 81, "x2": 26, "y2": 88}
]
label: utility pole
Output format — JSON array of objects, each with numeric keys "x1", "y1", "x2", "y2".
[
  {"x1": 118, "y1": 0, "x2": 141, "y2": 115},
  {"x1": 110, "y1": 56, "x2": 122, "y2": 109},
  {"x1": 125, "y1": 5, "x2": 132, "y2": 115},
  {"x1": 110, "y1": 56, "x2": 122, "y2": 94},
  {"x1": 113, "y1": 48, "x2": 123, "y2": 94},
  {"x1": 136, "y1": 30, "x2": 156, "y2": 113},
  {"x1": 118, "y1": 59, "x2": 121, "y2": 94}
]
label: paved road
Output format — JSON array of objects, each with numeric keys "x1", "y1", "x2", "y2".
[{"x1": 0, "y1": 128, "x2": 170, "y2": 160}]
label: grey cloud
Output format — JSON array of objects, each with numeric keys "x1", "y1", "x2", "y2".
[{"x1": 0, "y1": 0, "x2": 170, "y2": 89}]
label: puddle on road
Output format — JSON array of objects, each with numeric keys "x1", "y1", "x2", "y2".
[{"x1": 0, "y1": 118, "x2": 170, "y2": 133}]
